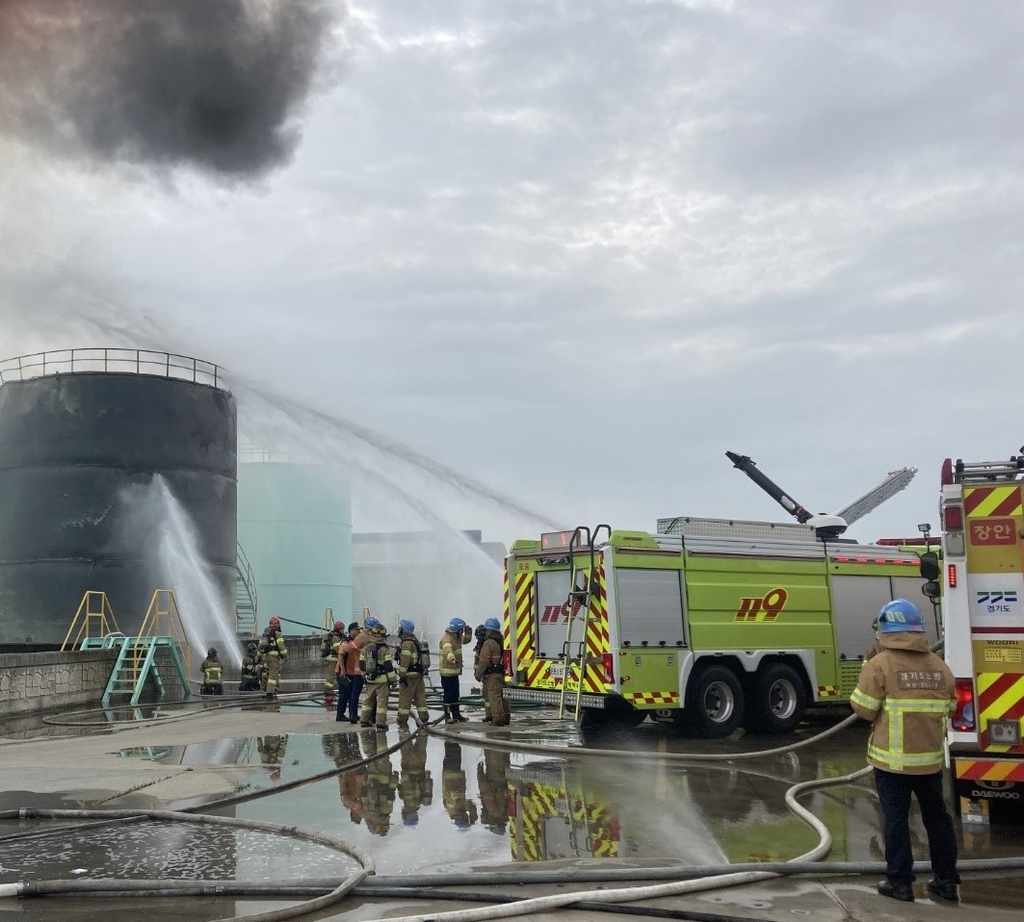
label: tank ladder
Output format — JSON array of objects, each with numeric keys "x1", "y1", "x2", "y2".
[{"x1": 557, "y1": 524, "x2": 610, "y2": 721}]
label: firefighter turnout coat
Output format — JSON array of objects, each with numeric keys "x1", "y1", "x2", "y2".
[{"x1": 850, "y1": 632, "x2": 956, "y2": 774}]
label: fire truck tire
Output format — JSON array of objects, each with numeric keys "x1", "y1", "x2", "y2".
[
  {"x1": 748, "y1": 663, "x2": 806, "y2": 734},
  {"x1": 686, "y1": 665, "x2": 744, "y2": 738}
]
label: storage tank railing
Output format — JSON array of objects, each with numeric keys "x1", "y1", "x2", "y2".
[{"x1": 0, "y1": 348, "x2": 223, "y2": 389}]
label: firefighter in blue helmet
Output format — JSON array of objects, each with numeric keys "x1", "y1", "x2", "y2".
[
  {"x1": 438, "y1": 617, "x2": 472, "y2": 724},
  {"x1": 851, "y1": 599, "x2": 959, "y2": 904},
  {"x1": 358, "y1": 618, "x2": 396, "y2": 729},
  {"x1": 395, "y1": 619, "x2": 430, "y2": 728},
  {"x1": 474, "y1": 617, "x2": 508, "y2": 726}
]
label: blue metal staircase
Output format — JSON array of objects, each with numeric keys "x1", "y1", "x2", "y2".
[{"x1": 98, "y1": 636, "x2": 191, "y2": 707}]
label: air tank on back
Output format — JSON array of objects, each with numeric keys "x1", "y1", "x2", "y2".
[{"x1": 0, "y1": 349, "x2": 237, "y2": 648}]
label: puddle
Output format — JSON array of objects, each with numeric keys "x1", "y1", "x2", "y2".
[{"x1": 7, "y1": 714, "x2": 1024, "y2": 919}]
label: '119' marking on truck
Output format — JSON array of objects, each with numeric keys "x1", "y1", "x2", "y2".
[{"x1": 734, "y1": 588, "x2": 789, "y2": 622}]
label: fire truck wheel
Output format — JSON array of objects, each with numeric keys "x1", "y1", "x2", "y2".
[
  {"x1": 686, "y1": 665, "x2": 744, "y2": 738},
  {"x1": 747, "y1": 663, "x2": 806, "y2": 734}
]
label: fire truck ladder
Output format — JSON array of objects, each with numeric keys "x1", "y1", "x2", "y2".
[
  {"x1": 953, "y1": 453, "x2": 1024, "y2": 483},
  {"x1": 557, "y1": 524, "x2": 611, "y2": 721}
]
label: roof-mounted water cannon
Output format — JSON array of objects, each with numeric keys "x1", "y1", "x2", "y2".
[{"x1": 725, "y1": 450, "x2": 847, "y2": 541}]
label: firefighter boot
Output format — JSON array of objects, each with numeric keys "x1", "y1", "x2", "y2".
[
  {"x1": 452, "y1": 704, "x2": 468, "y2": 723},
  {"x1": 444, "y1": 706, "x2": 456, "y2": 725}
]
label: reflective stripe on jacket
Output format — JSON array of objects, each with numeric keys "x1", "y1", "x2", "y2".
[
  {"x1": 397, "y1": 636, "x2": 420, "y2": 676},
  {"x1": 438, "y1": 629, "x2": 467, "y2": 677},
  {"x1": 201, "y1": 659, "x2": 222, "y2": 684},
  {"x1": 850, "y1": 632, "x2": 955, "y2": 774}
]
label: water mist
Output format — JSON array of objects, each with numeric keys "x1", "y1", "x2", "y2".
[{"x1": 119, "y1": 474, "x2": 242, "y2": 673}]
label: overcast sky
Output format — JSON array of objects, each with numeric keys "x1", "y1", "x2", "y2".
[{"x1": 2, "y1": 0, "x2": 1023, "y2": 549}]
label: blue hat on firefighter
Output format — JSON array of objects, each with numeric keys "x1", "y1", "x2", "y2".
[
  {"x1": 448, "y1": 617, "x2": 466, "y2": 632},
  {"x1": 364, "y1": 615, "x2": 381, "y2": 629},
  {"x1": 400, "y1": 619, "x2": 415, "y2": 634},
  {"x1": 877, "y1": 599, "x2": 925, "y2": 633},
  {"x1": 483, "y1": 617, "x2": 500, "y2": 632}
]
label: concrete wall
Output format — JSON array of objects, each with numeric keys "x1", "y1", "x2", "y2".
[
  {"x1": 0, "y1": 637, "x2": 330, "y2": 718},
  {"x1": 0, "y1": 649, "x2": 117, "y2": 715}
]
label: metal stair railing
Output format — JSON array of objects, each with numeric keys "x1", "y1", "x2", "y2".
[
  {"x1": 235, "y1": 541, "x2": 259, "y2": 636},
  {"x1": 569, "y1": 523, "x2": 610, "y2": 722}
]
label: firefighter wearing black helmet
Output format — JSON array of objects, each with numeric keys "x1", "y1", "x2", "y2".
[
  {"x1": 240, "y1": 641, "x2": 261, "y2": 692},
  {"x1": 200, "y1": 648, "x2": 223, "y2": 696}
]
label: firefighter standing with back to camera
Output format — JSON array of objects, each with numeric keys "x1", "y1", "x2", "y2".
[
  {"x1": 395, "y1": 619, "x2": 430, "y2": 728},
  {"x1": 850, "y1": 599, "x2": 959, "y2": 904},
  {"x1": 359, "y1": 616, "x2": 396, "y2": 728},
  {"x1": 439, "y1": 617, "x2": 473, "y2": 723},
  {"x1": 260, "y1": 616, "x2": 288, "y2": 699},
  {"x1": 199, "y1": 647, "x2": 223, "y2": 696},
  {"x1": 474, "y1": 617, "x2": 508, "y2": 726}
]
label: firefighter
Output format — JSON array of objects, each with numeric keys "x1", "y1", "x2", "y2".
[
  {"x1": 256, "y1": 734, "x2": 288, "y2": 783},
  {"x1": 200, "y1": 647, "x2": 223, "y2": 696},
  {"x1": 474, "y1": 617, "x2": 508, "y2": 726},
  {"x1": 473, "y1": 624, "x2": 492, "y2": 723},
  {"x1": 360, "y1": 728, "x2": 398, "y2": 835},
  {"x1": 335, "y1": 621, "x2": 362, "y2": 724},
  {"x1": 260, "y1": 616, "x2": 288, "y2": 699},
  {"x1": 850, "y1": 599, "x2": 959, "y2": 904},
  {"x1": 321, "y1": 620, "x2": 345, "y2": 706},
  {"x1": 398, "y1": 730, "x2": 433, "y2": 827},
  {"x1": 439, "y1": 617, "x2": 473, "y2": 724},
  {"x1": 395, "y1": 619, "x2": 430, "y2": 728},
  {"x1": 477, "y1": 748, "x2": 511, "y2": 834},
  {"x1": 239, "y1": 641, "x2": 261, "y2": 692},
  {"x1": 358, "y1": 618, "x2": 396, "y2": 728},
  {"x1": 441, "y1": 740, "x2": 477, "y2": 829}
]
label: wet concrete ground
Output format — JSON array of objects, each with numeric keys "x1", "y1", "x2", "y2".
[{"x1": 2, "y1": 698, "x2": 1024, "y2": 921}]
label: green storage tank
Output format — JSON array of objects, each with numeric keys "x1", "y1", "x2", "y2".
[{"x1": 237, "y1": 460, "x2": 352, "y2": 629}]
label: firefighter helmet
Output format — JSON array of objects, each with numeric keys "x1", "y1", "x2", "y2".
[
  {"x1": 364, "y1": 615, "x2": 381, "y2": 629},
  {"x1": 448, "y1": 617, "x2": 466, "y2": 633},
  {"x1": 877, "y1": 599, "x2": 925, "y2": 633},
  {"x1": 474, "y1": 624, "x2": 486, "y2": 640},
  {"x1": 334, "y1": 621, "x2": 344, "y2": 632},
  {"x1": 207, "y1": 647, "x2": 217, "y2": 657},
  {"x1": 268, "y1": 616, "x2": 281, "y2": 629},
  {"x1": 483, "y1": 617, "x2": 500, "y2": 632},
  {"x1": 400, "y1": 619, "x2": 415, "y2": 635},
  {"x1": 245, "y1": 642, "x2": 257, "y2": 653}
]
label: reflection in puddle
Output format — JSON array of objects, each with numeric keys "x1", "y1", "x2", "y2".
[{"x1": 16, "y1": 718, "x2": 1024, "y2": 889}]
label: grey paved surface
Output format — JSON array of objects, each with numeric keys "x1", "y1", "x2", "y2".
[{"x1": 2, "y1": 701, "x2": 1022, "y2": 922}]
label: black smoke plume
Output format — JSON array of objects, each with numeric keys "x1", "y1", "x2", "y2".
[{"x1": 0, "y1": 0, "x2": 339, "y2": 178}]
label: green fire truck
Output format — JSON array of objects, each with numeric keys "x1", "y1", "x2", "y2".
[{"x1": 502, "y1": 517, "x2": 935, "y2": 736}]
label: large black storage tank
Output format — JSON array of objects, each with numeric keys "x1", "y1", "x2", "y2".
[{"x1": 0, "y1": 350, "x2": 237, "y2": 648}]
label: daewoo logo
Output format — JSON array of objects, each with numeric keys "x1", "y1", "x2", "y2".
[
  {"x1": 734, "y1": 588, "x2": 789, "y2": 622},
  {"x1": 539, "y1": 597, "x2": 586, "y2": 625}
]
